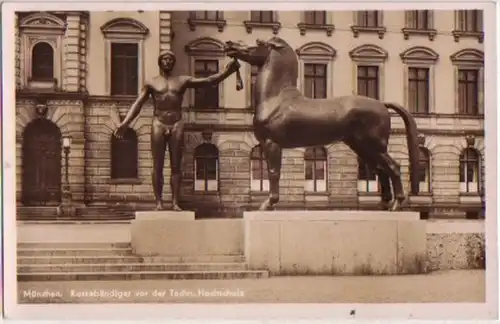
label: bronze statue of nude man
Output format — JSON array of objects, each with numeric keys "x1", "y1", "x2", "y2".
[{"x1": 114, "y1": 50, "x2": 240, "y2": 211}]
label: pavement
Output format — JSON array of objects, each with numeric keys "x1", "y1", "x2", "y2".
[{"x1": 18, "y1": 269, "x2": 485, "y2": 304}]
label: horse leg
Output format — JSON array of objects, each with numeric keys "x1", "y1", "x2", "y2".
[
  {"x1": 346, "y1": 138, "x2": 393, "y2": 210},
  {"x1": 259, "y1": 139, "x2": 282, "y2": 211},
  {"x1": 373, "y1": 152, "x2": 405, "y2": 211},
  {"x1": 376, "y1": 168, "x2": 393, "y2": 210}
]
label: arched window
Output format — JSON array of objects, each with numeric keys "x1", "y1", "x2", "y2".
[
  {"x1": 459, "y1": 148, "x2": 480, "y2": 193},
  {"x1": 111, "y1": 128, "x2": 138, "y2": 179},
  {"x1": 250, "y1": 145, "x2": 268, "y2": 192},
  {"x1": 357, "y1": 157, "x2": 378, "y2": 193},
  {"x1": 31, "y1": 42, "x2": 54, "y2": 81},
  {"x1": 419, "y1": 147, "x2": 431, "y2": 193},
  {"x1": 304, "y1": 146, "x2": 327, "y2": 192},
  {"x1": 195, "y1": 143, "x2": 219, "y2": 192}
]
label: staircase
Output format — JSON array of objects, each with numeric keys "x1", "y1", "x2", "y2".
[{"x1": 17, "y1": 242, "x2": 269, "y2": 281}]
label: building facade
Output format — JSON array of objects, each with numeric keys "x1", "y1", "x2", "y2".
[{"x1": 15, "y1": 10, "x2": 485, "y2": 220}]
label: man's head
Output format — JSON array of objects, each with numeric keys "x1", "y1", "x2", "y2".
[{"x1": 158, "y1": 50, "x2": 176, "y2": 72}]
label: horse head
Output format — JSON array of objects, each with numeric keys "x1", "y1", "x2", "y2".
[
  {"x1": 224, "y1": 40, "x2": 269, "y2": 67},
  {"x1": 225, "y1": 37, "x2": 298, "y2": 88}
]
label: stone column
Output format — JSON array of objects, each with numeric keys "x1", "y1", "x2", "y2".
[
  {"x1": 62, "y1": 13, "x2": 82, "y2": 92},
  {"x1": 15, "y1": 13, "x2": 21, "y2": 88},
  {"x1": 159, "y1": 11, "x2": 172, "y2": 52}
]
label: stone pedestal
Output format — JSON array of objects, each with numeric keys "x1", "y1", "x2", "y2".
[
  {"x1": 131, "y1": 211, "x2": 243, "y2": 256},
  {"x1": 244, "y1": 211, "x2": 428, "y2": 275},
  {"x1": 133, "y1": 211, "x2": 196, "y2": 221}
]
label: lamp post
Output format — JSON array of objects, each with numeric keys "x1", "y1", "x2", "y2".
[{"x1": 60, "y1": 136, "x2": 75, "y2": 218}]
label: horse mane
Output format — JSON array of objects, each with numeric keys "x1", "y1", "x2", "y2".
[{"x1": 263, "y1": 37, "x2": 299, "y2": 88}]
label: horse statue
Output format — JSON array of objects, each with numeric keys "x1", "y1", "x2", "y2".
[{"x1": 224, "y1": 37, "x2": 420, "y2": 212}]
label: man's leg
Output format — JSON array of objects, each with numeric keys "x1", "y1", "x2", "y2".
[
  {"x1": 151, "y1": 119, "x2": 167, "y2": 210},
  {"x1": 168, "y1": 120, "x2": 185, "y2": 211}
]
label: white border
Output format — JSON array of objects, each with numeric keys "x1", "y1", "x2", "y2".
[{"x1": 2, "y1": 1, "x2": 498, "y2": 321}]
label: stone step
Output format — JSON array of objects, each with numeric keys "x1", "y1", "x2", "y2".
[
  {"x1": 17, "y1": 242, "x2": 131, "y2": 249},
  {"x1": 142, "y1": 255, "x2": 247, "y2": 263},
  {"x1": 18, "y1": 262, "x2": 248, "y2": 273},
  {"x1": 17, "y1": 254, "x2": 247, "y2": 264},
  {"x1": 17, "y1": 207, "x2": 134, "y2": 221},
  {"x1": 17, "y1": 255, "x2": 142, "y2": 265},
  {"x1": 18, "y1": 270, "x2": 269, "y2": 281},
  {"x1": 17, "y1": 248, "x2": 134, "y2": 257}
]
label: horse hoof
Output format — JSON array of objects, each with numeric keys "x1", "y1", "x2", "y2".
[
  {"x1": 389, "y1": 200, "x2": 399, "y2": 212},
  {"x1": 380, "y1": 201, "x2": 391, "y2": 210}
]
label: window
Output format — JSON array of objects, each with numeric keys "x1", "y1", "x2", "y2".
[
  {"x1": 350, "y1": 45, "x2": 388, "y2": 101},
  {"x1": 250, "y1": 65, "x2": 259, "y2": 108},
  {"x1": 403, "y1": 11, "x2": 436, "y2": 41},
  {"x1": 304, "y1": 147, "x2": 327, "y2": 192},
  {"x1": 304, "y1": 11, "x2": 326, "y2": 25},
  {"x1": 296, "y1": 42, "x2": 336, "y2": 99},
  {"x1": 351, "y1": 11, "x2": 386, "y2": 39},
  {"x1": 459, "y1": 148, "x2": 480, "y2": 194},
  {"x1": 400, "y1": 46, "x2": 438, "y2": 114},
  {"x1": 195, "y1": 143, "x2": 219, "y2": 192},
  {"x1": 298, "y1": 11, "x2": 334, "y2": 36},
  {"x1": 304, "y1": 64, "x2": 327, "y2": 99},
  {"x1": 418, "y1": 147, "x2": 431, "y2": 193},
  {"x1": 457, "y1": 10, "x2": 483, "y2": 32},
  {"x1": 357, "y1": 11, "x2": 380, "y2": 27},
  {"x1": 31, "y1": 42, "x2": 54, "y2": 81},
  {"x1": 250, "y1": 11, "x2": 275, "y2": 23},
  {"x1": 185, "y1": 37, "x2": 226, "y2": 109},
  {"x1": 357, "y1": 157, "x2": 378, "y2": 193},
  {"x1": 250, "y1": 145, "x2": 268, "y2": 192},
  {"x1": 453, "y1": 10, "x2": 484, "y2": 43},
  {"x1": 191, "y1": 11, "x2": 222, "y2": 21},
  {"x1": 187, "y1": 11, "x2": 226, "y2": 32},
  {"x1": 110, "y1": 43, "x2": 139, "y2": 96},
  {"x1": 451, "y1": 48, "x2": 484, "y2": 115},
  {"x1": 194, "y1": 59, "x2": 219, "y2": 109},
  {"x1": 458, "y1": 69, "x2": 479, "y2": 115},
  {"x1": 408, "y1": 67, "x2": 430, "y2": 114},
  {"x1": 101, "y1": 18, "x2": 149, "y2": 96},
  {"x1": 19, "y1": 12, "x2": 66, "y2": 90},
  {"x1": 244, "y1": 11, "x2": 281, "y2": 34},
  {"x1": 111, "y1": 128, "x2": 138, "y2": 179},
  {"x1": 357, "y1": 65, "x2": 379, "y2": 99},
  {"x1": 407, "y1": 10, "x2": 430, "y2": 29}
]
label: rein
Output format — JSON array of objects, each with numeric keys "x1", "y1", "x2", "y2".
[{"x1": 233, "y1": 59, "x2": 244, "y2": 91}]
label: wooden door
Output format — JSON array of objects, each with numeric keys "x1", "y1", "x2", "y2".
[{"x1": 22, "y1": 119, "x2": 62, "y2": 206}]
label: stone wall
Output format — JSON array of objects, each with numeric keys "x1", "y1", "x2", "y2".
[{"x1": 426, "y1": 220, "x2": 486, "y2": 270}]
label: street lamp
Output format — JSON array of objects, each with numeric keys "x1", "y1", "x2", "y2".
[
  {"x1": 60, "y1": 136, "x2": 75, "y2": 217},
  {"x1": 63, "y1": 137, "x2": 71, "y2": 187}
]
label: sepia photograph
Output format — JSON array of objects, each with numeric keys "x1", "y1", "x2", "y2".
[{"x1": 2, "y1": 1, "x2": 498, "y2": 321}]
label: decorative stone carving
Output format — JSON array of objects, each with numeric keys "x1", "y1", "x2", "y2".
[
  {"x1": 201, "y1": 130, "x2": 213, "y2": 142},
  {"x1": 466, "y1": 135, "x2": 476, "y2": 147},
  {"x1": 35, "y1": 103, "x2": 48, "y2": 119}
]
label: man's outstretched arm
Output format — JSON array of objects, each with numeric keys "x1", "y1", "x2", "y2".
[{"x1": 182, "y1": 59, "x2": 240, "y2": 89}]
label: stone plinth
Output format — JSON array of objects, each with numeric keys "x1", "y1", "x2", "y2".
[
  {"x1": 133, "y1": 211, "x2": 196, "y2": 221},
  {"x1": 244, "y1": 211, "x2": 427, "y2": 275},
  {"x1": 131, "y1": 212, "x2": 244, "y2": 256}
]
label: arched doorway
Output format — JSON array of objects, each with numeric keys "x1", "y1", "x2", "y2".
[{"x1": 22, "y1": 119, "x2": 62, "y2": 206}]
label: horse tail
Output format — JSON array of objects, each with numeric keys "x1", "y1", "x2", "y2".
[{"x1": 384, "y1": 102, "x2": 420, "y2": 195}]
